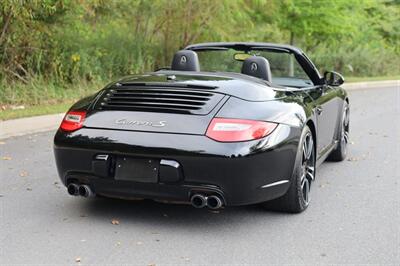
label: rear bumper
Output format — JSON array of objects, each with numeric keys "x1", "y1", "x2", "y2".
[{"x1": 54, "y1": 124, "x2": 301, "y2": 206}]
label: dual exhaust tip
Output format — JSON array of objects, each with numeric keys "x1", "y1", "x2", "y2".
[
  {"x1": 191, "y1": 194, "x2": 223, "y2": 209},
  {"x1": 68, "y1": 184, "x2": 222, "y2": 209},
  {"x1": 67, "y1": 183, "x2": 94, "y2": 197}
]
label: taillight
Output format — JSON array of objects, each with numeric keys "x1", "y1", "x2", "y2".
[
  {"x1": 206, "y1": 118, "x2": 277, "y2": 142},
  {"x1": 60, "y1": 111, "x2": 86, "y2": 132}
]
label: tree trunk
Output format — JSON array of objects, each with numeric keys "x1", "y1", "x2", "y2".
[
  {"x1": 0, "y1": 11, "x2": 12, "y2": 46},
  {"x1": 290, "y1": 31, "x2": 294, "y2": 45}
]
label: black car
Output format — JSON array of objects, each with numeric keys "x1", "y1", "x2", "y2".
[{"x1": 54, "y1": 42, "x2": 349, "y2": 213}]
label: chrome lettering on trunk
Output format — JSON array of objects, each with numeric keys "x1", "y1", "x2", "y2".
[{"x1": 115, "y1": 119, "x2": 166, "y2": 127}]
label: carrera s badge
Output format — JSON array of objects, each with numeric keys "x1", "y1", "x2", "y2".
[{"x1": 115, "y1": 119, "x2": 166, "y2": 127}]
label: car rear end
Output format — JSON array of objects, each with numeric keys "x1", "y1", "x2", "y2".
[{"x1": 54, "y1": 78, "x2": 301, "y2": 208}]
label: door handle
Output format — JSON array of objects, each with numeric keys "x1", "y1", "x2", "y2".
[{"x1": 316, "y1": 106, "x2": 323, "y2": 115}]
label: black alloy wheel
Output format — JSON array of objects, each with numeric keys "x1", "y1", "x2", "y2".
[
  {"x1": 262, "y1": 125, "x2": 315, "y2": 213},
  {"x1": 328, "y1": 102, "x2": 350, "y2": 161},
  {"x1": 300, "y1": 132, "x2": 315, "y2": 206}
]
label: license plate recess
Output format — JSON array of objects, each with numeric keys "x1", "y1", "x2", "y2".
[{"x1": 115, "y1": 157, "x2": 159, "y2": 183}]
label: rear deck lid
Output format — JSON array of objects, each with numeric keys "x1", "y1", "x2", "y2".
[
  {"x1": 83, "y1": 82, "x2": 227, "y2": 134},
  {"x1": 82, "y1": 72, "x2": 286, "y2": 135}
]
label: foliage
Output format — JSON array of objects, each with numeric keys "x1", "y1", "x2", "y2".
[{"x1": 0, "y1": 0, "x2": 399, "y2": 106}]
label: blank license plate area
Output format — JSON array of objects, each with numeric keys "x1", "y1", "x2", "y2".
[{"x1": 115, "y1": 157, "x2": 159, "y2": 183}]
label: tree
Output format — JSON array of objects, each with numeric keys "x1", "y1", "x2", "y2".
[{"x1": 275, "y1": 0, "x2": 358, "y2": 47}]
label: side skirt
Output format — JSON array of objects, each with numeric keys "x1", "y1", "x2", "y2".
[{"x1": 316, "y1": 141, "x2": 338, "y2": 166}]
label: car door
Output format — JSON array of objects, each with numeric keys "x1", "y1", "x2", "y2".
[
  {"x1": 308, "y1": 84, "x2": 340, "y2": 156},
  {"x1": 295, "y1": 53, "x2": 341, "y2": 157}
]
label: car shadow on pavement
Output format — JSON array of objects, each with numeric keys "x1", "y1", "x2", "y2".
[{"x1": 70, "y1": 196, "x2": 291, "y2": 231}]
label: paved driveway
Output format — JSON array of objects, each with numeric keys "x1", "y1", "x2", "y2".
[{"x1": 0, "y1": 86, "x2": 398, "y2": 265}]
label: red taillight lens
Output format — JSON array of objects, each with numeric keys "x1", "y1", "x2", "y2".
[
  {"x1": 60, "y1": 111, "x2": 86, "y2": 132},
  {"x1": 206, "y1": 118, "x2": 278, "y2": 142}
]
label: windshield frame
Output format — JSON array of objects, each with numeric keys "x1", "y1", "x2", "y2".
[{"x1": 185, "y1": 42, "x2": 323, "y2": 87}]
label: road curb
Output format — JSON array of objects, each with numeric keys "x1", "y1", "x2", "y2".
[
  {"x1": 343, "y1": 80, "x2": 399, "y2": 90},
  {"x1": 0, "y1": 80, "x2": 398, "y2": 139},
  {"x1": 0, "y1": 113, "x2": 64, "y2": 140}
]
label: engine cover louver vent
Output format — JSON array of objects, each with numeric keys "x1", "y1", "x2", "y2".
[{"x1": 96, "y1": 83, "x2": 224, "y2": 115}]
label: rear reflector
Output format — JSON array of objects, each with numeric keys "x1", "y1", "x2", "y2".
[
  {"x1": 206, "y1": 118, "x2": 277, "y2": 142},
  {"x1": 60, "y1": 111, "x2": 86, "y2": 132}
]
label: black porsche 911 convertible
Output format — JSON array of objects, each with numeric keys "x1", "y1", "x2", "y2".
[{"x1": 54, "y1": 42, "x2": 349, "y2": 213}]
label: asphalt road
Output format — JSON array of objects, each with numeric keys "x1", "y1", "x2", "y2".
[{"x1": 1, "y1": 86, "x2": 399, "y2": 266}]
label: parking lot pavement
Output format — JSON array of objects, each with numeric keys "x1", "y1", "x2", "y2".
[{"x1": 0, "y1": 85, "x2": 399, "y2": 265}]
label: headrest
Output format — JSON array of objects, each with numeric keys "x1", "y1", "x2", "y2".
[
  {"x1": 241, "y1": 56, "x2": 272, "y2": 82},
  {"x1": 171, "y1": 50, "x2": 200, "y2": 71}
]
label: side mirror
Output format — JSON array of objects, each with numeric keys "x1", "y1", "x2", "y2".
[{"x1": 324, "y1": 71, "x2": 344, "y2": 86}]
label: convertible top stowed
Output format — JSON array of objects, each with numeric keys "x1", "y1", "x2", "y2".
[
  {"x1": 185, "y1": 42, "x2": 304, "y2": 54},
  {"x1": 54, "y1": 42, "x2": 349, "y2": 213}
]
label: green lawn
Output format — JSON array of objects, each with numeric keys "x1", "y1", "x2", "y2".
[
  {"x1": 0, "y1": 78, "x2": 102, "y2": 121},
  {"x1": 0, "y1": 102, "x2": 71, "y2": 121}
]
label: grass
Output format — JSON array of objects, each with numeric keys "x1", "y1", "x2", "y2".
[
  {"x1": 0, "y1": 77, "x2": 104, "y2": 121},
  {"x1": 0, "y1": 102, "x2": 72, "y2": 120},
  {"x1": 0, "y1": 78, "x2": 104, "y2": 105}
]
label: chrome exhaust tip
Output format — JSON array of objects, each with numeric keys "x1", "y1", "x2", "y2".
[
  {"x1": 207, "y1": 195, "x2": 223, "y2": 210},
  {"x1": 78, "y1": 185, "x2": 95, "y2": 197},
  {"x1": 190, "y1": 194, "x2": 207, "y2": 208},
  {"x1": 67, "y1": 183, "x2": 79, "y2": 196}
]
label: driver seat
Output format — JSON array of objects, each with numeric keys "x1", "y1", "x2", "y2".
[{"x1": 241, "y1": 56, "x2": 272, "y2": 82}]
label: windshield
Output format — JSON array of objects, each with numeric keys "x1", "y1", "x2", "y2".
[{"x1": 195, "y1": 48, "x2": 313, "y2": 88}]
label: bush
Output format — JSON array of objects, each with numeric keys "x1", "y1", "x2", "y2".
[{"x1": 0, "y1": 0, "x2": 399, "y2": 107}]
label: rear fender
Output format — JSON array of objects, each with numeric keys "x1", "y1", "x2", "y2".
[{"x1": 215, "y1": 97, "x2": 307, "y2": 128}]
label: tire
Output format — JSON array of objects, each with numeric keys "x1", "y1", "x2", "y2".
[
  {"x1": 328, "y1": 101, "x2": 350, "y2": 162},
  {"x1": 262, "y1": 125, "x2": 316, "y2": 213}
]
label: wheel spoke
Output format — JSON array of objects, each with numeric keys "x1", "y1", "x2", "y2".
[
  {"x1": 301, "y1": 177, "x2": 309, "y2": 204},
  {"x1": 342, "y1": 104, "x2": 350, "y2": 143},
  {"x1": 300, "y1": 171, "x2": 306, "y2": 182},
  {"x1": 303, "y1": 142, "x2": 307, "y2": 161},
  {"x1": 344, "y1": 131, "x2": 349, "y2": 143},
  {"x1": 344, "y1": 107, "x2": 350, "y2": 125},
  {"x1": 307, "y1": 136, "x2": 313, "y2": 160},
  {"x1": 306, "y1": 166, "x2": 315, "y2": 180},
  {"x1": 303, "y1": 134, "x2": 313, "y2": 161},
  {"x1": 301, "y1": 173, "x2": 306, "y2": 187}
]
